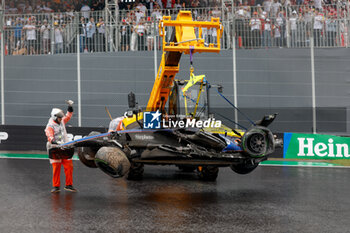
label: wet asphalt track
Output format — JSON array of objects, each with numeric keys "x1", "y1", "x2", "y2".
[{"x1": 1, "y1": 158, "x2": 350, "y2": 233}]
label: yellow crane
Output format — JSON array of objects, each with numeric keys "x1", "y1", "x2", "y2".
[{"x1": 146, "y1": 11, "x2": 223, "y2": 112}]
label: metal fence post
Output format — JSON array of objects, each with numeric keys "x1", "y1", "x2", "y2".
[
  {"x1": 109, "y1": 11, "x2": 113, "y2": 52},
  {"x1": 286, "y1": 7, "x2": 290, "y2": 48},
  {"x1": 345, "y1": 14, "x2": 348, "y2": 48},
  {"x1": 348, "y1": 3, "x2": 350, "y2": 48},
  {"x1": 232, "y1": 0, "x2": 238, "y2": 124},
  {"x1": 153, "y1": 18, "x2": 157, "y2": 80},
  {"x1": 104, "y1": 6, "x2": 108, "y2": 52},
  {"x1": 50, "y1": 14, "x2": 55, "y2": 54},
  {"x1": 0, "y1": 0, "x2": 4, "y2": 124},
  {"x1": 115, "y1": 4, "x2": 120, "y2": 51},
  {"x1": 77, "y1": 34, "x2": 81, "y2": 127},
  {"x1": 310, "y1": 16, "x2": 316, "y2": 134}
]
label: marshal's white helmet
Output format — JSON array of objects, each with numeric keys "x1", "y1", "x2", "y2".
[{"x1": 51, "y1": 108, "x2": 64, "y2": 121}]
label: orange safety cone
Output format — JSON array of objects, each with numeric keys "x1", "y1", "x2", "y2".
[
  {"x1": 341, "y1": 34, "x2": 345, "y2": 47},
  {"x1": 238, "y1": 36, "x2": 242, "y2": 48}
]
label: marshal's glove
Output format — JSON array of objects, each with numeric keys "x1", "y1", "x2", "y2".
[{"x1": 66, "y1": 100, "x2": 74, "y2": 113}]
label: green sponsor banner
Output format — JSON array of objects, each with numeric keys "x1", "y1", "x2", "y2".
[{"x1": 284, "y1": 133, "x2": 350, "y2": 159}]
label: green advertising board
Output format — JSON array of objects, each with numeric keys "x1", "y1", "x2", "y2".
[{"x1": 284, "y1": 133, "x2": 350, "y2": 159}]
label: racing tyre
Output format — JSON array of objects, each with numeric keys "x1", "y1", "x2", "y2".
[
  {"x1": 77, "y1": 131, "x2": 101, "y2": 168},
  {"x1": 127, "y1": 162, "x2": 144, "y2": 180},
  {"x1": 77, "y1": 147, "x2": 98, "y2": 168},
  {"x1": 177, "y1": 165, "x2": 197, "y2": 172},
  {"x1": 241, "y1": 127, "x2": 272, "y2": 158},
  {"x1": 197, "y1": 166, "x2": 219, "y2": 181},
  {"x1": 95, "y1": 147, "x2": 131, "y2": 178},
  {"x1": 230, "y1": 161, "x2": 259, "y2": 174}
]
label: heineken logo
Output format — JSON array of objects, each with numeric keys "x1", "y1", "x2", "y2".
[
  {"x1": 297, "y1": 138, "x2": 349, "y2": 158},
  {"x1": 284, "y1": 133, "x2": 350, "y2": 159}
]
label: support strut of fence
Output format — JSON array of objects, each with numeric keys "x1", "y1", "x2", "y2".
[
  {"x1": 1, "y1": 0, "x2": 5, "y2": 124},
  {"x1": 153, "y1": 19, "x2": 157, "y2": 80},
  {"x1": 77, "y1": 34, "x2": 82, "y2": 127},
  {"x1": 231, "y1": 0, "x2": 238, "y2": 124},
  {"x1": 311, "y1": 17, "x2": 317, "y2": 134}
]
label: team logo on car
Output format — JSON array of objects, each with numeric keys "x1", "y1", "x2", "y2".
[{"x1": 143, "y1": 110, "x2": 162, "y2": 129}]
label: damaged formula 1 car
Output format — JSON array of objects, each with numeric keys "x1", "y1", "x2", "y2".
[{"x1": 56, "y1": 11, "x2": 282, "y2": 181}]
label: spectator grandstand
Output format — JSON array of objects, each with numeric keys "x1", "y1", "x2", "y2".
[{"x1": 1, "y1": 0, "x2": 350, "y2": 55}]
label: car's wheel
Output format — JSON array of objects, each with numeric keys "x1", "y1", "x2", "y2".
[
  {"x1": 177, "y1": 165, "x2": 197, "y2": 172},
  {"x1": 197, "y1": 166, "x2": 219, "y2": 181},
  {"x1": 77, "y1": 131, "x2": 101, "y2": 168},
  {"x1": 127, "y1": 162, "x2": 144, "y2": 180},
  {"x1": 77, "y1": 147, "x2": 98, "y2": 168},
  {"x1": 241, "y1": 128, "x2": 269, "y2": 158},
  {"x1": 95, "y1": 147, "x2": 131, "y2": 178},
  {"x1": 230, "y1": 161, "x2": 259, "y2": 174}
]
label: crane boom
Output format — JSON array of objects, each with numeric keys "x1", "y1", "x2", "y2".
[{"x1": 146, "y1": 11, "x2": 222, "y2": 112}]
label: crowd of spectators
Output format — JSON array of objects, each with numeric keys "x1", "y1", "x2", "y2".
[
  {"x1": 229, "y1": 0, "x2": 349, "y2": 48},
  {"x1": 4, "y1": 0, "x2": 105, "y2": 14},
  {"x1": 118, "y1": 0, "x2": 350, "y2": 49},
  {"x1": 2, "y1": 0, "x2": 350, "y2": 55},
  {"x1": 4, "y1": 1, "x2": 107, "y2": 55},
  {"x1": 3, "y1": 0, "x2": 220, "y2": 55},
  {"x1": 4, "y1": 0, "x2": 219, "y2": 14}
]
